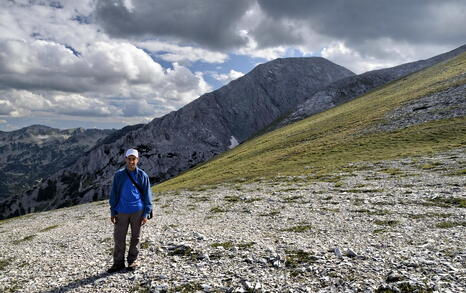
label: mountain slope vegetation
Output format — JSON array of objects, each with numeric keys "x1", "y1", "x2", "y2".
[{"x1": 155, "y1": 52, "x2": 466, "y2": 192}]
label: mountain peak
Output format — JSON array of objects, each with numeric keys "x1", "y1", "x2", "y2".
[{"x1": 1, "y1": 55, "x2": 355, "y2": 219}]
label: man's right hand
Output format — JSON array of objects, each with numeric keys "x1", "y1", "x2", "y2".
[{"x1": 111, "y1": 216, "x2": 117, "y2": 224}]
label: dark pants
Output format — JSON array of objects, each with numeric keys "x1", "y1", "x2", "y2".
[{"x1": 113, "y1": 210, "x2": 143, "y2": 265}]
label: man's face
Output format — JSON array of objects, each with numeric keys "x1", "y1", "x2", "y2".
[{"x1": 125, "y1": 155, "x2": 138, "y2": 171}]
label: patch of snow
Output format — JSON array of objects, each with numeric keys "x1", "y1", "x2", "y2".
[
  {"x1": 34, "y1": 135, "x2": 71, "y2": 145},
  {"x1": 229, "y1": 136, "x2": 239, "y2": 149}
]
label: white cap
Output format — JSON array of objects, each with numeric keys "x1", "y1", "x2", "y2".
[{"x1": 125, "y1": 148, "x2": 139, "y2": 158}]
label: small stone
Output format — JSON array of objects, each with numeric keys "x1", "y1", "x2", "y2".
[
  {"x1": 386, "y1": 271, "x2": 405, "y2": 283},
  {"x1": 194, "y1": 232, "x2": 207, "y2": 240},
  {"x1": 199, "y1": 252, "x2": 210, "y2": 261},
  {"x1": 241, "y1": 280, "x2": 253, "y2": 290},
  {"x1": 334, "y1": 248, "x2": 343, "y2": 258},
  {"x1": 155, "y1": 274, "x2": 168, "y2": 280},
  {"x1": 254, "y1": 282, "x2": 262, "y2": 290},
  {"x1": 346, "y1": 249, "x2": 357, "y2": 258},
  {"x1": 258, "y1": 258, "x2": 268, "y2": 266},
  {"x1": 244, "y1": 257, "x2": 254, "y2": 264},
  {"x1": 201, "y1": 284, "x2": 212, "y2": 292}
]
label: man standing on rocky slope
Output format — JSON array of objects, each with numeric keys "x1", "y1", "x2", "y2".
[{"x1": 107, "y1": 148, "x2": 153, "y2": 273}]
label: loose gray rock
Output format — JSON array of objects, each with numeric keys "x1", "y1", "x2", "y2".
[{"x1": 0, "y1": 148, "x2": 464, "y2": 292}]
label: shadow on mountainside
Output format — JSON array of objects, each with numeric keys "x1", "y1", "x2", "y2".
[{"x1": 40, "y1": 270, "x2": 126, "y2": 293}]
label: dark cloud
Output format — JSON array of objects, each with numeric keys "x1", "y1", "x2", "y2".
[
  {"x1": 251, "y1": 16, "x2": 304, "y2": 48},
  {"x1": 256, "y1": 0, "x2": 466, "y2": 49},
  {"x1": 95, "y1": 0, "x2": 253, "y2": 50}
]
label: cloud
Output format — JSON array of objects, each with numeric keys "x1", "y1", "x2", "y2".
[
  {"x1": 95, "y1": 0, "x2": 253, "y2": 50},
  {"x1": 1, "y1": 0, "x2": 465, "y2": 131},
  {"x1": 0, "y1": 90, "x2": 116, "y2": 117},
  {"x1": 0, "y1": 38, "x2": 212, "y2": 120},
  {"x1": 319, "y1": 39, "x2": 459, "y2": 74},
  {"x1": 135, "y1": 40, "x2": 228, "y2": 64},
  {"x1": 250, "y1": 0, "x2": 466, "y2": 72},
  {"x1": 212, "y1": 70, "x2": 245, "y2": 83},
  {"x1": 256, "y1": 0, "x2": 466, "y2": 45},
  {"x1": 121, "y1": 99, "x2": 155, "y2": 117},
  {"x1": 0, "y1": 100, "x2": 15, "y2": 115},
  {"x1": 0, "y1": 38, "x2": 173, "y2": 91},
  {"x1": 0, "y1": 0, "x2": 101, "y2": 51},
  {"x1": 0, "y1": 0, "x2": 213, "y2": 128},
  {"x1": 51, "y1": 94, "x2": 118, "y2": 117}
]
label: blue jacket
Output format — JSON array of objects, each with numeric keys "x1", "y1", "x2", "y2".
[{"x1": 109, "y1": 167, "x2": 152, "y2": 219}]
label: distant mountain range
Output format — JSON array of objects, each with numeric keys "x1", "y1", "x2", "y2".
[
  {"x1": 1, "y1": 44, "x2": 465, "y2": 219},
  {"x1": 0, "y1": 125, "x2": 114, "y2": 200}
]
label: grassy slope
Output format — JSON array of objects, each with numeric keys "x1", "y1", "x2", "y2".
[{"x1": 154, "y1": 53, "x2": 466, "y2": 192}]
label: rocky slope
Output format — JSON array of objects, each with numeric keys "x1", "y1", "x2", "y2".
[
  {"x1": 0, "y1": 148, "x2": 464, "y2": 292},
  {"x1": 275, "y1": 44, "x2": 466, "y2": 128},
  {"x1": 0, "y1": 58, "x2": 354, "y2": 219},
  {"x1": 0, "y1": 125, "x2": 114, "y2": 200}
]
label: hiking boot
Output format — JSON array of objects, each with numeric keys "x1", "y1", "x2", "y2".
[
  {"x1": 127, "y1": 261, "x2": 140, "y2": 271},
  {"x1": 107, "y1": 263, "x2": 126, "y2": 273}
]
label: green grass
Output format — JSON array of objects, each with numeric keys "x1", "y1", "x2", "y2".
[
  {"x1": 224, "y1": 195, "x2": 241, "y2": 202},
  {"x1": 344, "y1": 188, "x2": 384, "y2": 193},
  {"x1": 210, "y1": 241, "x2": 233, "y2": 250},
  {"x1": 285, "y1": 249, "x2": 317, "y2": 268},
  {"x1": 259, "y1": 210, "x2": 280, "y2": 217},
  {"x1": 435, "y1": 221, "x2": 466, "y2": 229},
  {"x1": 140, "y1": 240, "x2": 151, "y2": 249},
  {"x1": 352, "y1": 209, "x2": 391, "y2": 216},
  {"x1": 130, "y1": 283, "x2": 151, "y2": 293},
  {"x1": 373, "y1": 228, "x2": 388, "y2": 234},
  {"x1": 154, "y1": 52, "x2": 466, "y2": 192},
  {"x1": 428, "y1": 197, "x2": 466, "y2": 208},
  {"x1": 0, "y1": 257, "x2": 14, "y2": 270},
  {"x1": 283, "y1": 195, "x2": 304, "y2": 202},
  {"x1": 237, "y1": 241, "x2": 256, "y2": 249},
  {"x1": 406, "y1": 212, "x2": 453, "y2": 219},
  {"x1": 39, "y1": 225, "x2": 59, "y2": 232},
  {"x1": 281, "y1": 224, "x2": 312, "y2": 233},
  {"x1": 374, "y1": 220, "x2": 399, "y2": 227},
  {"x1": 170, "y1": 282, "x2": 203, "y2": 293},
  {"x1": 447, "y1": 168, "x2": 466, "y2": 176},
  {"x1": 12, "y1": 234, "x2": 36, "y2": 245},
  {"x1": 210, "y1": 206, "x2": 228, "y2": 213},
  {"x1": 375, "y1": 282, "x2": 434, "y2": 293}
]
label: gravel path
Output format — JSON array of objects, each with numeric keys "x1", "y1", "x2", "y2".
[{"x1": 1, "y1": 149, "x2": 465, "y2": 292}]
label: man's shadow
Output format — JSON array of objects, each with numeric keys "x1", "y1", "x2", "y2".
[{"x1": 41, "y1": 270, "x2": 128, "y2": 293}]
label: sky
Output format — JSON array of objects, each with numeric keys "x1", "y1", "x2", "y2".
[{"x1": 0, "y1": 0, "x2": 465, "y2": 131}]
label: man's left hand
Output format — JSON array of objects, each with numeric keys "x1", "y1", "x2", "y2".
[{"x1": 141, "y1": 217, "x2": 148, "y2": 226}]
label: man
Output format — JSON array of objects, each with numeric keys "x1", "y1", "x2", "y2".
[{"x1": 107, "y1": 148, "x2": 152, "y2": 273}]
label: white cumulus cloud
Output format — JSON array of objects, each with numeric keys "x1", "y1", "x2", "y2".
[
  {"x1": 212, "y1": 70, "x2": 245, "y2": 83},
  {"x1": 0, "y1": 0, "x2": 214, "y2": 129}
]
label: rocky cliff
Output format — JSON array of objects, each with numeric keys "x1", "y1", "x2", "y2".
[
  {"x1": 276, "y1": 44, "x2": 466, "y2": 128},
  {"x1": 0, "y1": 57, "x2": 354, "y2": 219}
]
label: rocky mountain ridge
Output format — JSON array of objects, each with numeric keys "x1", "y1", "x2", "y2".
[
  {"x1": 0, "y1": 125, "x2": 114, "y2": 201},
  {"x1": 275, "y1": 44, "x2": 466, "y2": 128},
  {"x1": 0, "y1": 57, "x2": 354, "y2": 219}
]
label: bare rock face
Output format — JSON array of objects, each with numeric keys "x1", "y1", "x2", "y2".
[
  {"x1": 1, "y1": 57, "x2": 354, "y2": 219},
  {"x1": 0, "y1": 125, "x2": 115, "y2": 201},
  {"x1": 276, "y1": 44, "x2": 466, "y2": 128}
]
